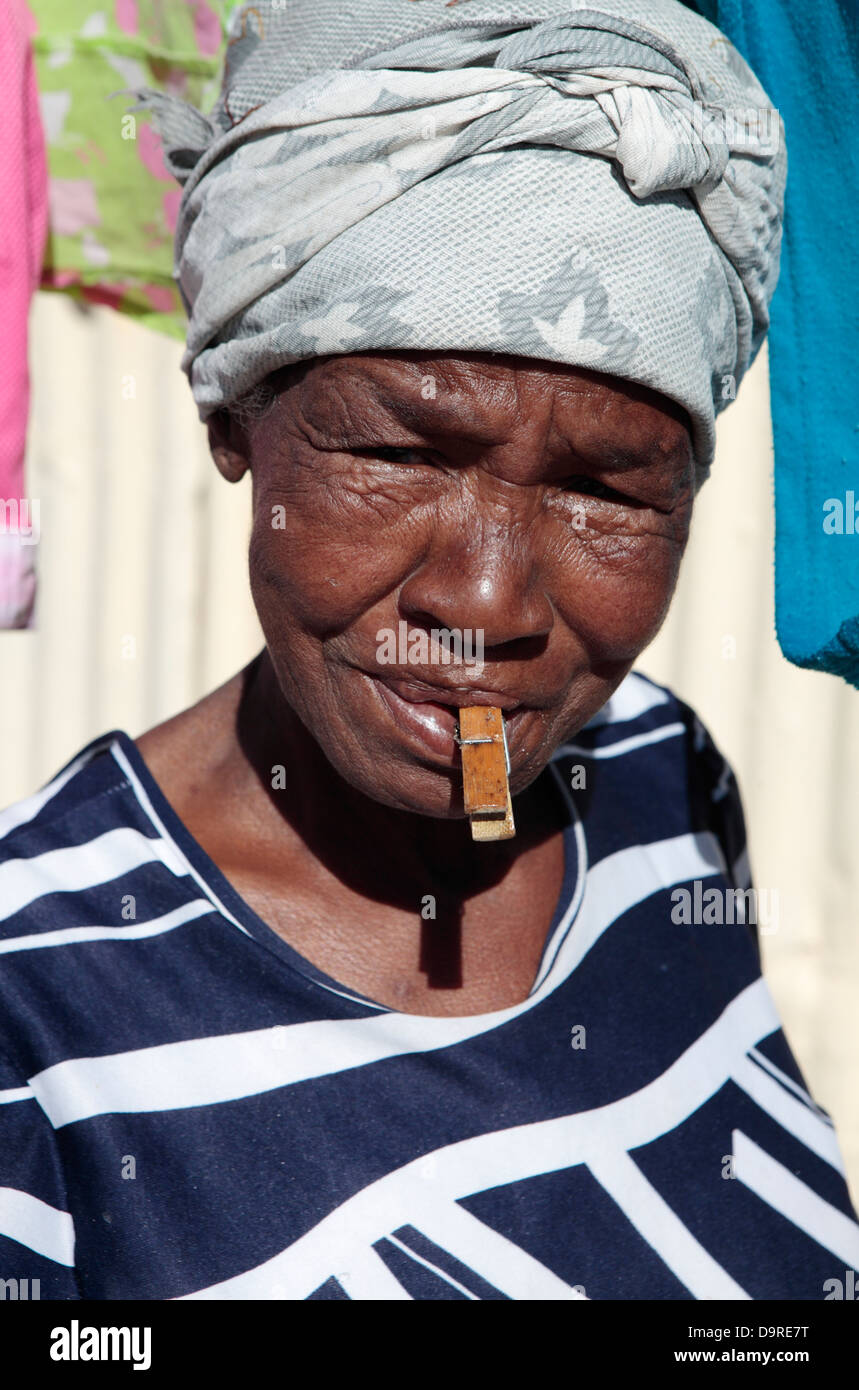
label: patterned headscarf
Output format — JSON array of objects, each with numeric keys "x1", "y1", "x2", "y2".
[{"x1": 128, "y1": 0, "x2": 786, "y2": 478}]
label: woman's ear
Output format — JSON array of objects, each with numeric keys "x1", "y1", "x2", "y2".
[{"x1": 207, "y1": 409, "x2": 250, "y2": 483}]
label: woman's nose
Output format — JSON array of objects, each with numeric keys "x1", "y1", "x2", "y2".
[{"x1": 398, "y1": 526, "x2": 554, "y2": 651}]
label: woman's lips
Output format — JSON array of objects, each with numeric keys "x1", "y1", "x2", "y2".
[
  {"x1": 365, "y1": 672, "x2": 526, "y2": 762},
  {"x1": 374, "y1": 680, "x2": 459, "y2": 757},
  {"x1": 379, "y1": 675, "x2": 522, "y2": 711}
]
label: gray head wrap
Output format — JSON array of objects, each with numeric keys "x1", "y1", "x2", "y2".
[{"x1": 129, "y1": 0, "x2": 785, "y2": 477}]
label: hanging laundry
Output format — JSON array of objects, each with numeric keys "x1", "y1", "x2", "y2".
[{"x1": 0, "y1": 0, "x2": 48, "y2": 629}]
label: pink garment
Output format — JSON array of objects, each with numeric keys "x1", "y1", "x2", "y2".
[{"x1": 0, "y1": 0, "x2": 48, "y2": 629}]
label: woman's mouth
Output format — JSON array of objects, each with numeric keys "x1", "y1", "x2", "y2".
[{"x1": 363, "y1": 672, "x2": 527, "y2": 762}]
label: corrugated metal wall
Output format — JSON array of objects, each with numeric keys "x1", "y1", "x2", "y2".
[{"x1": 3, "y1": 291, "x2": 858, "y2": 1201}]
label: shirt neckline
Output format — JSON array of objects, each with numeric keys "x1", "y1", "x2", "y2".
[{"x1": 104, "y1": 728, "x2": 585, "y2": 1024}]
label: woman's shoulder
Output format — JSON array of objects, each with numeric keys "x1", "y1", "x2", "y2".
[
  {"x1": 549, "y1": 668, "x2": 748, "y2": 888},
  {"x1": 0, "y1": 730, "x2": 180, "y2": 942},
  {"x1": 0, "y1": 732, "x2": 132, "y2": 858},
  {"x1": 552, "y1": 668, "x2": 729, "y2": 767}
]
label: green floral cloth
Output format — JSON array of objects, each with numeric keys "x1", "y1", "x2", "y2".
[{"x1": 31, "y1": 1, "x2": 236, "y2": 339}]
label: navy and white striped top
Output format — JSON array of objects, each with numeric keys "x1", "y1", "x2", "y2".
[{"x1": 1, "y1": 671, "x2": 857, "y2": 1300}]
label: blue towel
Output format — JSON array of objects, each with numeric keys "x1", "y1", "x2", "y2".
[{"x1": 687, "y1": 1, "x2": 859, "y2": 686}]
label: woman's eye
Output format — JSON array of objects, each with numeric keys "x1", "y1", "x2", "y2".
[
  {"x1": 564, "y1": 475, "x2": 633, "y2": 504},
  {"x1": 360, "y1": 446, "x2": 436, "y2": 467}
]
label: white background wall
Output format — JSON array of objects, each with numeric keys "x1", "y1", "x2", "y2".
[{"x1": 3, "y1": 291, "x2": 858, "y2": 1203}]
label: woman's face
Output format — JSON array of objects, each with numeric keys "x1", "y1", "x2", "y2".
[{"x1": 211, "y1": 351, "x2": 695, "y2": 816}]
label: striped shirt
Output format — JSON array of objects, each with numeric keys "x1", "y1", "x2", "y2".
[{"x1": 1, "y1": 671, "x2": 857, "y2": 1300}]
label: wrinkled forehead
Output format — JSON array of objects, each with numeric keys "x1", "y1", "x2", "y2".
[{"x1": 259, "y1": 351, "x2": 694, "y2": 463}]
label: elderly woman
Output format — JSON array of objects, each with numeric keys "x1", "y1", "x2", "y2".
[{"x1": 1, "y1": 0, "x2": 857, "y2": 1302}]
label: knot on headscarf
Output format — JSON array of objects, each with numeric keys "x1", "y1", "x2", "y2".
[
  {"x1": 124, "y1": 0, "x2": 786, "y2": 476},
  {"x1": 468, "y1": 12, "x2": 733, "y2": 196}
]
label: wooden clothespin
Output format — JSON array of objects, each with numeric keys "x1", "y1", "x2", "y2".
[{"x1": 456, "y1": 706, "x2": 515, "y2": 842}]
